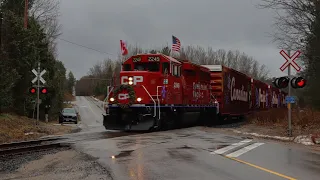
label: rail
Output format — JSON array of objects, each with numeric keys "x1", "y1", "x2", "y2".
[{"x1": 0, "y1": 138, "x2": 69, "y2": 157}]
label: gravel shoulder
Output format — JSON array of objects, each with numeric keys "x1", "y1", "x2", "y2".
[{"x1": 0, "y1": 149, "x2": 112, "y2": 180}]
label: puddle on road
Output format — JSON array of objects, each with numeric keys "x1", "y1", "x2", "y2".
[
  {"x1": 175, "y1": 145, "x2": 195, "y2": 150},
  {"x1": 167, "y1": 150, "x2": 195, "y2": 161},
  {"x1": 113, "y1": 150, "x2": 134, "y2": 158}
]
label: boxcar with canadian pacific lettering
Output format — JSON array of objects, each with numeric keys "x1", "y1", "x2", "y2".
[
  {"x1": 202, "y1": 65, "x2": 251, "y2": 118},
  {"x1": 251, "y1": 79, "x2": 270, "y2": 110}
]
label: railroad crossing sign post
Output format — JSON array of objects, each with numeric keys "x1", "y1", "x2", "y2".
[
  {"x1": 280, "y1": 49, "x2": 301, "y2": 137},
  {"x1": 31, "y1": 62, "x2": 46, "y2": 125}
]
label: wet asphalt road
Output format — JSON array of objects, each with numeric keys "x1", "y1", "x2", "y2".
[{"x1": 70, "y1": 96, "x2": 320, "y2": 180}]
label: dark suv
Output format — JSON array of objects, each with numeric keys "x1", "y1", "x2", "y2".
[{"x1": 59, "y1": 108, "x2": 78, "y2": 124}]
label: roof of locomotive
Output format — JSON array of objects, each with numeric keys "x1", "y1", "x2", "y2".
[
  {"x1": 124, "y1": 53, "x2": 210, "y2": 73},
  {"x1": 125, "y1": 53, "x2": 182, "y2": 64}
]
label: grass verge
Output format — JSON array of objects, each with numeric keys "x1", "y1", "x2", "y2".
[
  {"x1": 0, "y1": 113, "x2": 74, "y2": 144},
  {"x1": 245, "y1": 107, "x2": 320, "y2": 137}
]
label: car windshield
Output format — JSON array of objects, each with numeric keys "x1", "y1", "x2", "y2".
[{"x1": 63, "y1": 108, "x2": 76, "y2": 114}]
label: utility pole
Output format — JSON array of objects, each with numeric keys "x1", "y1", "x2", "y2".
[
  {"x1": 287, "y1": 50, "x2": 292, "y2": 137},
  {"x1": 24, "y1": 0, "x2": 28, "y2": 28},
  {"x1": 36, "y1": 62, "x2": 40, "y2": 125},
  {"x1": 0, "y1": 1, "x2": 3, "y2": 52}
]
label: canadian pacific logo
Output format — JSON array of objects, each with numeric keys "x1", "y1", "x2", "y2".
[{"x1": 230, "y1": 77, "x2": 248, "y2": 102}]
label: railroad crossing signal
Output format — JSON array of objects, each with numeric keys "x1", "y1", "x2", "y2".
[
  {"x1": 41, "y1": 87, "x2": 48, "y2": 94},
  {"x1": 273, "y1": 76, "x2": 306, "y2": 89},
  {"x1": 29, "y1": 87, "x2": 36, "y2": 94},
  {"x1": 273, "y1": 76, "x2": 289, "y2": 89},
  {"x1": 279, "y1": 50, "x2": 301, "y2": 72},
  {"x1": 29, "y1": 87, "x2": 48, "y2": 94},
  {"x1": 32, "y1": 69, "x2": 46, "y2": 84}
]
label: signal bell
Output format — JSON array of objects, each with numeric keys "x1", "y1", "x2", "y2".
[
  {"x1": 291, "y1": 77, "x2": 306, "y2": 88},
  {"x1": 273, "y1": 76, "x2": 289, "y2": 89}
]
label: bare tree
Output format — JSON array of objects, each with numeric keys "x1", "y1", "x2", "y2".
[
  {"x1": 258, "y1": 0, "x2": 315, "y2": 50},
  {"x1": 231, "y1": 50, "x2": 240, "y2": 70},
  {"x1": 226, "y1": 50, "x2": 234, "y2": 68},
  {"x1": 30, "y1": 0, "x2": 61, "y2": 57},
  {"x1": 216, "y1": 49, "x2": 226, "y2": 65},
  {"x1": 251, "y1": 61, "x2": 259, "y2": 79}
]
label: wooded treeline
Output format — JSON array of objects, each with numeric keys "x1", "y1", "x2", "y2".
[
  {"x1": 0, "y1": 0, "x2": 75, "y2": 120},
  {"x1": 76, "y1": 45, "x2": 273, "y2": 98}
]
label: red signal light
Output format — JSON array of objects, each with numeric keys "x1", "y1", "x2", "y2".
[
  {"x1": 297, "y1": 79, "x2": 305, "y2": 87},
  {"x1": 29, "y1": 87, "x2": 36, "y2": 94},
  {"x1": 41, "y1": 87, "x2": 48, "y2": 94},
  {"x1": 291, "y1": 77, "x2": 306, "y2": 88}
]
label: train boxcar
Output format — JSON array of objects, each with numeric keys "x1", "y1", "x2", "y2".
[
  {"x1": 201, "y1": 65, "x2": 287, "y2": 120},
  {"x1": 251, "y1": 79, "x2": 270, "y2": 110},
  {"x1": 103, "y1": 54, "x2": 218, "y2": 131},
  {"x1": 201, "y1": 65, "x2": 251, "y2": 119}
]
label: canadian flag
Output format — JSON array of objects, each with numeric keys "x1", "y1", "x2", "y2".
[{"x1": 120, "y1": 40, "x2": 128, "y2": 56}]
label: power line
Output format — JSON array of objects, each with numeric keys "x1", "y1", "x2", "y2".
[{"x1": 57, "y1": 38, "x2": 115, "y2": 56}]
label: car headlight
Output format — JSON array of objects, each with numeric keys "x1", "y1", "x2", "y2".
[
  {"x1": 110, "y1": 97, "x2": 115, "y2": 102},
  {"x1": 137, "y1": 97, "x2": 142, "y2": 102}
]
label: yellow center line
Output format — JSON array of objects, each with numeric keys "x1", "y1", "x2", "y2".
[
  {"x1": 224, "y1": 156, "x2": 297, "y2": 180},
  {"x1": 85, "y1": 97, "x2": 98, "y2": 115}
]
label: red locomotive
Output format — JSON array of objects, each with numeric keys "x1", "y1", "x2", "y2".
[
  {"x1": 103, "y1": 54, "x2": 287, "y2": 131},
  {"x1": 103, "y1": 53, "x2": 218, "y2": 131}
]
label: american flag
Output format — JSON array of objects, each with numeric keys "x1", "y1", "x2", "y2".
[{"x1": 171, "y1": 35, "x2": 181, "y2": 52}]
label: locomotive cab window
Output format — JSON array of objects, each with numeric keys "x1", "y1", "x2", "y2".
[
  {"x1": 134, "y1": 62, "x2": 159, "y2": 72},
  {"x1": 162, "y1": 62, "x2": 169, "y2": 74},
  {"x1": 173, "y1": 65, "x2": 180, "y2": 77},
  {"x1": 123, "y1": 64, "x2": 131, "y2": 71}
]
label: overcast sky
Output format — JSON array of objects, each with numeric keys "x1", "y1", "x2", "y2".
[{"x1": 57, "y1": 0, "x2": 295, "y2": 80}]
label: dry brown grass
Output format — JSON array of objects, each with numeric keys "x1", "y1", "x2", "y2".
[
  {"x1": 64, "y1": 92, "x2": 75, "y2": 102},
  {"x1": 246, "y1": 107, "x2": 320, "y2": 136},
  {"x1": 0, "y1": 113, "x2": 73, "y2": 144},
  {"x1": 63, "y1": 103, "x2": 73, "y2": 108},
  {"x1": 96, "y1": 95, "x2": 105, "y2": 101}
]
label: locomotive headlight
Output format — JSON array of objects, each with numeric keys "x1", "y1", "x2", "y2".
[
  {"x1": 109, "y1": 97, "x2": 115, "y2": 102},
  {"x1": 137, "y1": 97, "x2": 142, "y2": 102},
  {"x1": 128, "y1": 77, "x2": 133, "y2": 85}
]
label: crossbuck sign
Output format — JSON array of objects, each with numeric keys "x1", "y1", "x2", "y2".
[
  {"x1": 32, "y1": 69, "x2": 46, "y2": 84},
  {"x1": 279, "y1": 50, "x2": 301, "y2": 72}
]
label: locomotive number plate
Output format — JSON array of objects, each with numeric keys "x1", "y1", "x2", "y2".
[{"x1": 148, "y1": 56, "x2": 160, "y2": 62}]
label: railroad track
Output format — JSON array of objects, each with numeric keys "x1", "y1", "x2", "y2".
[{"x1": 0, "y1": 137, "x2": 71, "y2": 157}]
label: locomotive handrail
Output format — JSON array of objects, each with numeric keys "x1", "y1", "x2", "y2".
[
  {"x1": 141, "y1": 85, "x2": 156, "y2": 118},
  {"x1": 104, "y1": 86, "x2": 114, "y2": 114},
  {"x1": 156, "y1": 86, "x2": 162, "y2": 120}
]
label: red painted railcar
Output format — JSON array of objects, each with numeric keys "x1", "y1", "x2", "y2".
[{"x1": 201, "y1": 65, "x2": 287, "y2": 120}]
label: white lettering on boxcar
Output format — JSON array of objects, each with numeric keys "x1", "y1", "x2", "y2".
[{"x1": 230, "y1": 77, "x2": 248, "y2": 102}]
